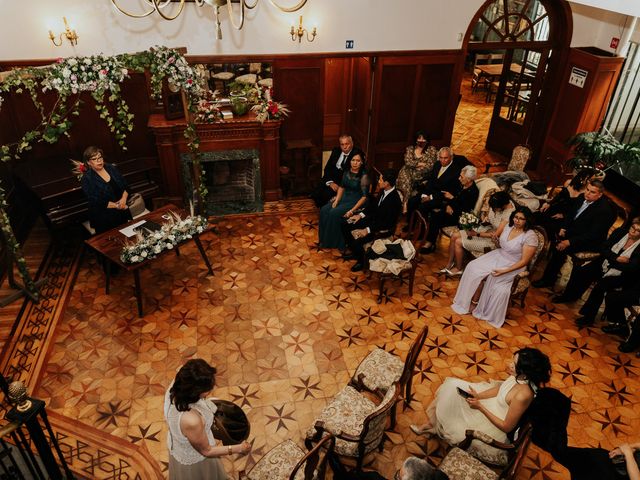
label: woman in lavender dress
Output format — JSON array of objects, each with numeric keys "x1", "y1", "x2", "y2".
[{"x1": 451, "y1": 207, "x2": 538, "y2": 327}]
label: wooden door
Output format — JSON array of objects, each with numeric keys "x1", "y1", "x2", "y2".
[
  {"x1": 346, "y1": 56, "x2": 374, "y2": 155},
  {"x1": 486, "y1": 47, "x2": 550, "y2": 157}
]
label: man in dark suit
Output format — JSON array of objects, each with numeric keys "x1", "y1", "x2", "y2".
[
  {"x1": 405, "y1": 147, "x2": 471, "y2": 226},
  {"x1": 341, "y1": 169, "x2": 402, "y2": 272},
  {"x1": 533, "y1": 179, "x2": 616, "y2": 292},
  {"x1": 603, "y1": 279, "x2": 640, "y2": 352},
  {"x1": 310, "y1": 134, "x2": 364, "y2": 207}
]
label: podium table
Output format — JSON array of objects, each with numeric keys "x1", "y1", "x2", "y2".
[{"x1": 84, "y1": 205, "x2": 214, "y2": 316}]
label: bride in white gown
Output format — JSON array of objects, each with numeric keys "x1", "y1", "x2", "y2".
[
  {"x1": 452, "y1": 207, "x2": 538, "y2": 328},
  {"x1": 411, "y1": 348, "x2": 551, "y2": 462}
]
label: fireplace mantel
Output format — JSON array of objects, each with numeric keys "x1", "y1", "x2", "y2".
[{"x1": 148, "y1": 113, "x2": 282, "y2": 202}]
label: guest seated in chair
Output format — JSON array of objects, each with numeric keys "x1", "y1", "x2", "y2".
[
  {"x1": 569, "y1": 218, "x2": 640, "y2": 327},
  {"x1": 341, "y1": 169, "x2": 402, "y2": 272},
  {"x1": 602, "y1": 280, "x2": 640, "y2": 353},
  {"x1": 310, "y1": 134, "x2": 364, "y2": 208},
  {"x1": 405, "y1": 147, "x2": 470, "y2": 231},
  {"x1": 396, "y1": 131, "x2": 438, "y2": 214},
  {"x1": 80, "y1": 146, "x2": 132, "y2": 234},
  {"x1": 441, "y1": 190, "x2": 515, "y2": 276},
  {"x1": 411, "y1": 348, "x2": 550, "y2": 464},
  {"x1": 451, "y1": 207, "x2": 538, "y2": 328},
  {"x1": 318, "y1": 153, "x2": 370, "y2": 250},
  {"x1": 533, "y1": 179, "x2": 615, "y2": 291},
  {"x1": 420, "y1": 165, "x2": 479, "y2": 254},
  {"x1": 396, "y1": 457, "x2": 449, "y2": 480}
]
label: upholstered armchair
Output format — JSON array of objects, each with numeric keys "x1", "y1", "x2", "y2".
[
  {"x1": 484, "y1": 145, "x2": 531, "y2": 174},
  {"x1": 305, "y1": 383, "x2": 399, "y2": 471},
  {"x1": 349, "y1": 326, "x2": 429, "y2": 426},
  {"x1": 244, "y1": 434, "x2": 334, "y2": 480},
  {"x1": 438, "y1": 423, "x2": 532, "y2": 480}
]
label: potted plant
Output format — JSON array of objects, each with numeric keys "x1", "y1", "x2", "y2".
[{"x1": 567, "y1": 131, "x2": 640, "y2": 179}]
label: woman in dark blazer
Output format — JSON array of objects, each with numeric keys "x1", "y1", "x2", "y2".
[{"x1": 80, "y1": 146, "x2": 131, "y2": 234}]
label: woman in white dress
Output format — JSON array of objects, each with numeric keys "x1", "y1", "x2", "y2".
[
  {"x1": 441, "y1": 191, "x2": 515, "y2": 276},
  {"x1": 164, "y1": 359, "x2": 251, "y2": 480},
  {"x1": 411, "y1": 348, "x2": 551, "y2": 462},
  {"x1": 451, "y1": 207, "x2": 538, "y2": 328}
]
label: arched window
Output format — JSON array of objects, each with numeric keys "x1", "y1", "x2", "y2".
[{"x1": 471, "y1": 0, "x2": 549, "y2": 43}]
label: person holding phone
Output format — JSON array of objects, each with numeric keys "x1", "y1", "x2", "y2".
[{"x1": 410, "y1": 348, "x2": 551, "y2": 462}]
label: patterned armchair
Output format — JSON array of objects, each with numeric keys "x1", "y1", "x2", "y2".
[
  {"x1": 305, "y1": 383, "x2": 399, "y2": 471},
  {"x1": 510, "y1": 226, "x2": 547, "y2": 308},
  {"x1": 438, "y1": 423, "x2": 532, "y2": 480},
  {"x1": 484, "y1": 145, "x2": 531, "y2": 174},
  {"x1": 349, "y1": 326, "x2": 428, "y2": 427},
  {"x1": 244, "y1": 434, "x2": 334, "y2": 480}
]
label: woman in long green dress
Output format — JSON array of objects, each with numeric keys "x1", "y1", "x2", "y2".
[{"x1": 319, "y1": 153, "x2": 369, "y2": 250}]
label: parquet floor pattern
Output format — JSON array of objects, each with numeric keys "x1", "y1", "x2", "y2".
[{"x1": 29, "y1": 202, "x2": 639, "y2": 479}]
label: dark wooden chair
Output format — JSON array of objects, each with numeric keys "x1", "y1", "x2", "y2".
[{"x1": 244, "y1": 434, "x2": 334, "y2": 480}]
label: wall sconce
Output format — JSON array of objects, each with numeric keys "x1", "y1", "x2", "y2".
[
  {"x1": 290, "y1": 16, "x2": 316, "y2": 43},
  {"x1": 49, "y1": 17, "x2": 79, "y2": 47}
]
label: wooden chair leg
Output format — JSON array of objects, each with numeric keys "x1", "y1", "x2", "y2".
[
  {"x1": 390, "y1": 402, "x2": 397, "y2": 430},
  {"x1": 405, "y1": 377, "x2": 413, "y2": 408}
]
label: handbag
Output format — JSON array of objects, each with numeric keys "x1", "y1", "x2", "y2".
[
  {"x1": 127, "y1": 193, "x2": 146, "y2": 218},
  {"x1": 611, "y1": 450, "x2": 640, "y2": 478},
  {"x1": 209, "y1": 399, "x2": 250, "y2": 446}
]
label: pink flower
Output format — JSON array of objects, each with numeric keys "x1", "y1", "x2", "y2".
[{"x1": 100, "y1": 69, "x2": 107, "y2": 75}]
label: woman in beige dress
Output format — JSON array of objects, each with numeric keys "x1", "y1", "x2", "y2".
[
  {"x1": 164, "y1": 359, "x2": 250, "y2": 480},
  {"x1": 440, "y1": 190, "x2": 515, "y2": 276},
  {"x1": 396, "y1": 131, "x2": 438, "y2": 213}
]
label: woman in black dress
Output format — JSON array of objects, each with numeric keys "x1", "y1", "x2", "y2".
[{"x1": 80, "y1": 146, "x2": 131, "y2": 234}]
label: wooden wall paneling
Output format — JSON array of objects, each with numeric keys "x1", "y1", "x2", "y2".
[
  {"x1": 323, "y1": 58, "x2": 351, "y2": 149},
  {"x1": 348, "y1": 57, "x2": 373, "y2": 154},
  {"x1": 119, "y1": 72, "x2": 157, "y2": 158},
  {"x1": 415, "y1": 63, "x2": 456, "y2": 142}
]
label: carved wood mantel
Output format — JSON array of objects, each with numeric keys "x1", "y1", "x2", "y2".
[{"x1": 147, "y1": 113, "x2": 282, "y2": 202}]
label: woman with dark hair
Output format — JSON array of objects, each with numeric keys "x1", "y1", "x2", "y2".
[
  {"x1": 396, "y1": 131, "x2": 438, "y2": 213},
  {"x1": 164, "y1": 359, "x2": 250, "y2": 479},
  {"x1": 411, "y1": 348, "x2": 551, "y2": 463},
  {"x1": 318, "y1": 152, "x2": 370, "y2": 249},
  {"x1": 441, "y1": 190, "x2": 515, "y2": 275},
  {"x1": 80, "y1": 146, "x2": 132, "y2": 234},
  {"x1": 452, "y1": 207, "x2": 538, "y2": 327}
]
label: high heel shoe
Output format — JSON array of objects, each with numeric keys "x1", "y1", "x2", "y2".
[{"x1": 410, "y1": 424, "x2": 430, "y2": 436}]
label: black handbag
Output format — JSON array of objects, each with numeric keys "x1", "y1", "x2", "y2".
[
  {"x1": 610, "y1": 450, "x2": 640, "y2": 478},
  {"x1": 209, "y1": 399, "x2": 250, "y2": 446}
]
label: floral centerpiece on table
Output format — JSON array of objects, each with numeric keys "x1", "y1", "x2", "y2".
[
  {"x1": 120, "y1": 211, "x2": 208, "y2": 264},
  {"x1": 195, "y1": 90, "x2": 223, "y2": 123},
  {"x1": 458, "y1": 211, "x2": 480, "y2": 231},
  {"x1": 251, "y1": 92, "x2": 290, "y2": 123}
]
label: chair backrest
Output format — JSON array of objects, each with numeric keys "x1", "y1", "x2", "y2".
[
  {"x1": 490, "y1": 53, "x2": 505, "y2": 64},
  {"x1": 361, "y1": 384, "x2": 399, "y2": 451},
  {"x1": 478, "y1": 187, "x2": 499, "y2": 222},
  {"x1": 474, "y1": 53, "x2": 492, "y2": 68},
  {"x1": 409, "y1": 210, "x2": 429, "y2": 250},
  {"x1": 399, "y1": 326, "x2": 429, "y2": 388},
  {"x1": 499, "y1": 422, "x2": 532, "y2": 480},
  {"x1": 507, "y1": 145, "x2": 531, "y2": 172},
  {"x1": 291, "y1": 434, "x2": 335, "y2": 480},
  {"x1": 528, "y1": 226, "x2": 548, "y2": 272}
]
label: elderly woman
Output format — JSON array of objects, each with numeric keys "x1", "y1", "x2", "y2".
[
  {"x1": 396, "y1": 131, "x2": 438, "y2": 213},
  {"x1": 411, "y1": 348, "x2": 551, "y2": 463},
  {"x1": 164, "y1": 359, "x2": 250, "y2": 480},
  {"x1": 441, "y1": 190, "x2": 515, "y2": 276},
  {"x1": 318, "y1": 152, "x2": 370, "y2": 250},
  {"x1": 421, "y1": 165, "x2": 479, "y2": 253},
  {"x1": 80, "y1": 146, "x2": 131, "y2": 234},
  {"x1": 452, "y1": 207, "x2": 538, "y2": 327}
]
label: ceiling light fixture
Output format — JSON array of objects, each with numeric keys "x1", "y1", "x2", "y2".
[{"x1": 110, "y1": 0, "x2": 309, "y2": 40}]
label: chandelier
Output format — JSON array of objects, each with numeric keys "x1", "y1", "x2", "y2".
[{"x1": 110, "y1": 0, "x2": 308, "y2": 39}]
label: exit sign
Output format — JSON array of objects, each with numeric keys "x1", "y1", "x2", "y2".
[{"x1": 345, "y1": 40, "x2": 354, "y2": 49}]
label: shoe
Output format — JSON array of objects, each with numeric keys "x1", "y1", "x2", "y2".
[
  {"x1": 532, "y1": 279, "x2": 552, "y2": 289},
  {"x1": 420, "y1": 242, "x2": 435, "y2": 254},
  {"x1": 446, "y1": 269, "x2": 463, "y2": 277},
  {"x1": 410, "y1": 424, "x2": 429, "y2": 436},
  {"x1": 602, "y1": 324, "x2": 629, "y2": 337},
  {"x1": 342, "y1": 253, "x2": 356, "y2": 261},
  {"x1": 351, "y1": 263, "x2": 364, "y2": 272},
  {"x1": 575, "y1": 316, "x2": 594, "y2": 327},
  {"x1": 619, "y1": 341, "x2": 639, "y2": 353},
  {"x1": 551, "y1": 295, "x2": 574, "y2": 304},
  {"x1": 438, "y1": 265, "x2": 453, "y2": 274}
]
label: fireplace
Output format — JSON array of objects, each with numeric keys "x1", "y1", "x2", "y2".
[{"x1": 182, "y1": 149, "x2": 262, "y2": 215}]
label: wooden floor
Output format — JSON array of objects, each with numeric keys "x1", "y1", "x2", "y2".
[{"x1": 1, "y1": 80, "x2": 638, "y2": 479}]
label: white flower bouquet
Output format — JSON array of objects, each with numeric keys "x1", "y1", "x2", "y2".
[
  {"x1": 120, "y1": 211, "x2": 208, "y2": 264},
  {"x1": 42, "y1": 55, "x2": 129, "y2": 96},
  {"x1": 458, "y1": 211, "x2": 480, "y2": 231}
]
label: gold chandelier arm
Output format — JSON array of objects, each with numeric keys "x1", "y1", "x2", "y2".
[
  {"x1": 153, "y1": 0, "x2": 186, "y2": 20},
  {"x1": 225, "y1": 0, "x2": 245, "y2": 30},
  {"x1": 267, "y1": 0, "x2": 307, "y2": 13},
  {"x1": 110, "y1": 0, "x2": 157, "y2": 18}
]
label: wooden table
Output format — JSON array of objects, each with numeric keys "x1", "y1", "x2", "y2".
[{"x1": 84, "y1": 204, "x2": 214, "y2": 316}]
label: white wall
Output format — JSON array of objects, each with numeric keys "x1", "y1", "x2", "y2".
[{"x1": 0, "y1": 0, "x2": 638, "y2": 61}]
